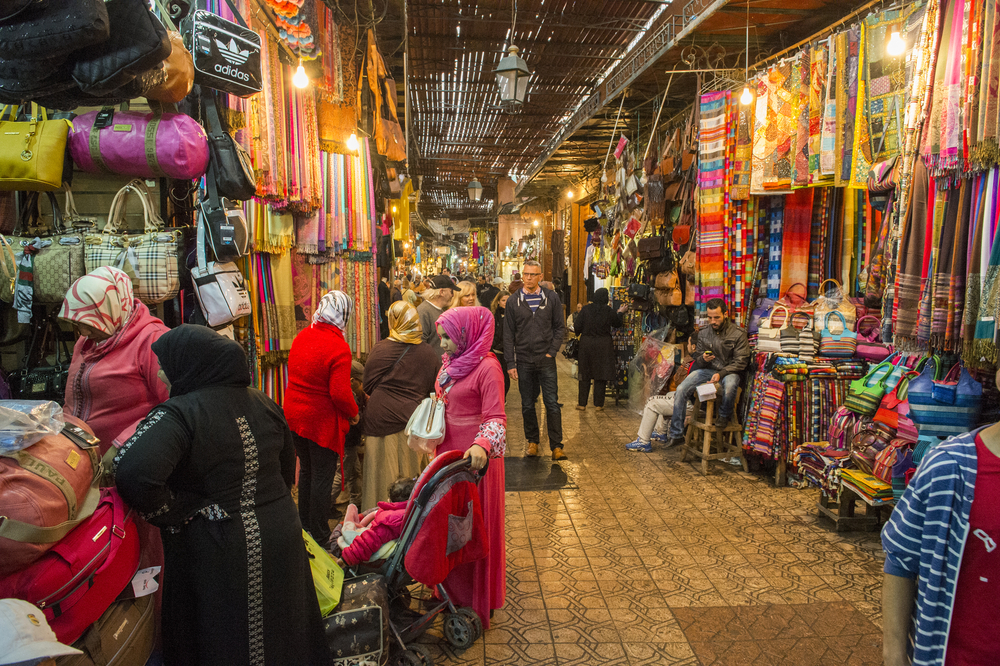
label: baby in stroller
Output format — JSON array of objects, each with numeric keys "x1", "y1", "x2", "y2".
[{"x1": 330, "y1": 477, "x2": 415, "y2": 567}]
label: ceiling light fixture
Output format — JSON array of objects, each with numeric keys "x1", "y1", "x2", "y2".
[
  {"x1": 740, "y1": 0, "x2": 752, "y2": 105},
  {"x1": 566, "y1": 190, "x2": 574, "y2": 200},
  {"x1": 494, "y1": 0, "x2": 531, "y2": 111},
  {"x1": 468, "y1": 178, "x2": 483, "y2": 201},
  {"x1": 293, "y1": 61, "x2": 309, "y2": 89}
]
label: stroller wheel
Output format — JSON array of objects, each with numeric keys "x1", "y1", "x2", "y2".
[
  {"x1": 443, "y1": 609, "x2": 481, "y2": 649},
  {"x1": 396, "y1": 645, "x2": 433, "y2": 666}
]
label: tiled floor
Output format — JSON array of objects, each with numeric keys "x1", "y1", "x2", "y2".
[{"x1": 416, "y1": 358, "x2": 885, "y2": 665}]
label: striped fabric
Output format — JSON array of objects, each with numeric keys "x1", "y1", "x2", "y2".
[
  {"x1": 697, "y1": 91, "x2": 730, "y2": 320},
  {"x1": 907, "y1": 365, "x2": 983, "y2": 450},
  {"x1": 881, "y1": 432, "x2": 979, "y2": 666}
]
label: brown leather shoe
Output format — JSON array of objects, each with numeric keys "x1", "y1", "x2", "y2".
[
  {"x1": 552, "y1": 447, "x2": 567, "y2": 461},
  {"x1": 576, "y1": 405, "x2": 586, "y2": 411},
  {"x1": 595, "y1": 406, "x2": 605, "y2": 412},
  {"x1": 526, "y1": 442, "x2": 539, "y2": 457}
]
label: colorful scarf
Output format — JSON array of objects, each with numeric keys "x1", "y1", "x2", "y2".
[
  {"x1": 312, "y1": 289, "x2": 354, "y2": 330},
  {"x1": 946, "y1": 181, "x2": 971, "y2": 348},
  {"x1": 809, "y1": 41, "x2": 830, "y2": 183},
  {"x1": 962, "y1": 174, "x2": 988, "y2": 356},
  {"x1": 387, "y1": 301, "x2": 422, "y2": 344},
  {"x1": 791, "y1": 50, "x2": 811, "y2": 188},
  {"x1": 767, "y1": 197, "x2": 784, "y2": 299},
  {"x1": 979, "y1": 0, "x2": 1000, "y2": 164},
  {"x1": 698, "y1": 91, "x2": 729, "y2": 316},
  {"x1": 808, "y1": 189, "x2": 830, "y2": 299},
  {"x1": 923, "y1": 0, "x2": 965, "y2": 172},
  {"x1": 59, "y1": 266, "x2": 136, "y2": 342},
  {"x1": 894, "y1": 161, "x2": 930, "y2": 347},
  {"x1": 731, "y1": 90, "x2": 754, "y2": 201},
  {"x1": 436, "y1": 306, "x2": 494, "y2": 384},
  {"x1": 779, "y1": 189, "x2": 814, "y2": 296},
  {"x1": 762, "y1": 63, "x2": 795, "y2": 192},
  {"x1": 820, "y1": 36, "x2": 839, "y2": 176}
]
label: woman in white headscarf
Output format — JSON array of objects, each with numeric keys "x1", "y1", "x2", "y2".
[{"x1": 284, "y1": 290, "x2": 359, "y2": 545}]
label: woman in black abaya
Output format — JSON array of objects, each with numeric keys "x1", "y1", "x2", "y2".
[{"x1": 114, "y1": 325, "x2": 331, "y2": 666}]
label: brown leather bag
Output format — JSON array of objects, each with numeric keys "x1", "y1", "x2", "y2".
[
  {"x1": 145, "y1": 31, "x2": 193, "y2": 104},
  {"x1": 655, "y1": 271, "x2": 682, "y2": 307},
  {"x1": 0, "y1": 417, "x2": 100, "y2": 576}
]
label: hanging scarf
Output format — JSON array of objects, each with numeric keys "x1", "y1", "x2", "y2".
[
  {"x1": 945, "y1": 181, "x2": 971, "y2": 349},
  {"x1": 58, "y1": 266, "x2": 136, "y2": 341},
  {"x1": 820, "y1": 35, "x2": 839, "y2": 176},
  {"x1": 13, "y1": 239, "x2": 48, "y2": 324},
  {"x1": 435, "y1": 306, "x2": 494, "y2": 385},
  {"x1": 980, "y1": 1, "x2": 1000, "y2": 163},
  {"x1": 313, "y1": 289, "x2": 353, "y2": 330},
  {"x1": 387, "y1": 301, "x2": 422, "y2": 344},
  {"x1": 923, "y1": 0, "x2": 964, "y2": 172},
  {"x1": 974, "y1": 195, "x2": 1000, "y2": 364},
  {"x1": 809, "y1": 41, "x2": 829, "y2": 183},
  {"x1": 791, "y1": 50, "x2": 811, "y2": 188},
  {"x1": 894, "y1": 161, "x2": 931, "y2": 346},
  {"x1": 962, "y1": 174, "x2": 988, "y2": 356}
]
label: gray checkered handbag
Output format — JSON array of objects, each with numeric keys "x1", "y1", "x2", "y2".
[{"x1": 84, "y1": 180, "x2": 182, "y2": 304}]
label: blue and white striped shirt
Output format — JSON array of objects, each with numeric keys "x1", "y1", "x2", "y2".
[{"x1": 881, "y1": 430, "x2": 980, "y2": 666}]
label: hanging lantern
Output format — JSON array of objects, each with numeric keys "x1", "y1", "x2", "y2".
[
  {"x1": 468, "y1": 179, "x2": 483, "y2": 201},
  {"x1": 495, "y1": 46, "x2": 531, "y2": 111}
]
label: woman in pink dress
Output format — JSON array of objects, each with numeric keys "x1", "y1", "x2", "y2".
[{"x1": 434, "y1": 306, "x2": 507, "y2": 628}]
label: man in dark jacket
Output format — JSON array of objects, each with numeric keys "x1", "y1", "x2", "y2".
[
  {"x1": 666, "y1": 298, "x2": 750, "y2": 446},
  {"x1": 504, "y1": 260, "x2": 566, "y2": 460}
]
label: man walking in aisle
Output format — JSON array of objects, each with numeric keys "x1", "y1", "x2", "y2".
[
  {"x1": 666, "y1": 298, "x2": 750, "y2": 447},
  {"x1": 504, "y1": 260, "x2": 566, "y2": 460},
  {"x1": 417, "y1": 275, "x2": 455, "y2": 358}
]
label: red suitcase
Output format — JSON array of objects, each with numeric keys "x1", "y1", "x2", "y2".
[{"x1": 0, "y1": 487, "x2": 140, "y2": 644}]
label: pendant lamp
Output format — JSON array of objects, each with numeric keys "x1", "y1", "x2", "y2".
[
  {"x1": 495, "y1": 1, "x2": 531, "y2": 110},
  {"x1": 468, "y1": 178, "x2": 483, "y2": 201}
]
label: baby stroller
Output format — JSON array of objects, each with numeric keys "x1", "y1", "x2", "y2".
[{"x1": 343, "y1": 449, "x2": 490, "y2": 666}]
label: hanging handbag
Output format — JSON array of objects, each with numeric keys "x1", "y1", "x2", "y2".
[
  {"x1": 10, "y1": 315, "x2": 72, "y2": 403},
  {"x1": 69, "y1": 102, "x2": 209, "y2": 180},
  {"x1": 818, "y1": 311, "x2": 857, "y2": 358},
  {"x1": 813, "y1": 278, "x2": 857, "y2": 331},
  {"x1": 203, "y1": 90, "x2": 257, "y2": 201},
  {"x1": 779, "y1": 311, "x2": 811, "y2": 356},
  {"x1": 182, "y1": 1, "x2": 263, "y2": 97},
  {"x1": 908, "y1": 360, "x2": 982, "y2": 444},
  {"x1": 190, "y1": 207, "x2": 251, "y2": 327},
  {"x1": 145, "y1": 29, "x2": 195, "y2": 104},
  {"x1": 84, "y1": 181, "x2": 183, "y2": 305},
  {"x1": 0, "y1": 104, "x2": 72, "y2": 192},
  {"x1": 756, "y1": 304, "x2": 788, "y2": 354},
  {"x1": 0, "y1": 0, "x2": 110, "y2": 61},
  {"x1": 13, "y1": 192, "x2": 89, "y2": 305},
  {"x1": 70, "y1": 0, "x2": 170, "y2": 95},
  {"x1": 637, "y1": 235, "x2": 666, "y2": 260},
  {"x1": 855, "y1": 315, "x2": 892, "y2": 362},
  {"x1": 0, "y1": 234, "x2": 16, "y2": 303},
  {"x1": 405, "y1": 386, "x2": 452, "y2": 455},
  {"x1": 845, "y1": 359, "x2": 895, "y2": 416},
  {"x1": 872, "y1": 439, "x2": 910, "y2": 484},
  {"x1": 798, "y1": 314, "x2": 818, "y2": 362}
]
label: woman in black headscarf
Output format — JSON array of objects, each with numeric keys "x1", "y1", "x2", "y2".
[
  {"x1": 575, "y1": 288, "x2": 628, "y2": 411},
  {"x1": 113, "y1": 325, "x2": 331, "y2": 666}
]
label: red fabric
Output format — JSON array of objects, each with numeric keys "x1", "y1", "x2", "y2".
[
  {"x1": 284, "y1": 323, "x2": 358, "y2": 455},
  {"x1": 63, "y1": 303, "x2": 170, "y2": 454},
  {"x1": 340, "y1": 500, "x2": 407, "y2": 566},
  {"x1": 947, "y1": 436, "x2": 1000, "y2": 666}
]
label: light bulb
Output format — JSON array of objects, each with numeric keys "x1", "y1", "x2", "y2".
[
  {"x1": 601, "y1": 172, "x2": 608, "y2": 184},
  {"x1": 740, "y1": 86, "x2": 753, "y2": 106},
  {"x1": 293, "y1": 64, "x2": 309, "y2": 89},
  {"x1": 346, "y1": 133, "x2": 359, "y2": 151},
  {"x1": 887, "y1": 30, "x2": 905, "y2": 56},
  {"x1": 392, "y1": 205, "x2": 397, "y2": 213},
  {"x1": 640, "y1": 173, "x2": 648, "y2": 187},
  {"x1": 566, "y1": 190, "x2": 574, "y2": 199},
  {"x1": 533, "y1": 220, "x2": 539, "y2": 227}
]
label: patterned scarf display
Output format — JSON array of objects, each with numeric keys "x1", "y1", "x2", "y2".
[
  {"x1": 779, "y1": 189, "x2": 815, "y2": 296},
  {"x1": 923, "y1": 0, "x2": 965, "y2": 173},
  {"x1": 731, "y1": 91, "x2": 754, "y2": 201},
  {"x1": 865, "y1": 8, "x2": 914, "y2": 163},
  {"x1": 809, "y1": 41, "x2": 830, "y2": 183},
  {"x1": 791, "y1": 50, "x2": 812, "y2": 188},
  {"x1": 697, "y1": 91, "x2": 730, "y2": 317},
  {"x1": 820, "y1": 36, "x2": 839, "y2": 176},
  {"x1": 894, "y1": 161, "x2": 931, "y2": 347}
]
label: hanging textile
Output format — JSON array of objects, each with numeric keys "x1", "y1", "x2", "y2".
[
  {"x1": 791, "y1": 50, "x2": 811, "y2": 188},
  {"x1": 849, "y1": 25, "x2": 872, "y2": 189},
  {"x1": 731, "y1": 90, "x2": 755, "y2": 201},
  {"x1": 820, "y1": 36, "x2": 839, "y2": 176},
  {"x1": 767, "y1": 197, "x2": 784, "y2": 299},
  {"x1": 865, "y1": 7, "x2": 915, "y2": 163},
  {"x1": 923, "y1": 0, "x2": 966, "y2": 173},
  {"x1": 779, "y1": 189, "x2": 815, "y2": 296},
  {"x1": 808, "y1": 189, "x2": 831, "y2": 300},
  {"x1": 697, "y1": 91, "x2": 730, "y2": 315},
  {"x1": 809, "y1": 40, "x2": 831, "y2": 184}
]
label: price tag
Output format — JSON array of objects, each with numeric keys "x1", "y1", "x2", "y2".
[{"x1": 130, "y1": 566, "x2": 161, "y2": 598}]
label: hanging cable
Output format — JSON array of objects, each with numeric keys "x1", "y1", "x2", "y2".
[{"x1": 603, "y1": 93, "x2": 627, "y2": 171}]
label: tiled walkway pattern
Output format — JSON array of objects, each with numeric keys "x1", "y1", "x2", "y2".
[{"x1": 417, "y1": 359, "x2": 885, "y2": 665}]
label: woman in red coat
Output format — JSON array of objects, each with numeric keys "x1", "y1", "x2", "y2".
[{"x1": 284, "y1": 290, "x2": 359, "y2": 545}]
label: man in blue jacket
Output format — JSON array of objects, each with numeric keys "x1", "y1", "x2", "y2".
[{"x1": 503, "y1": 260, "x2": 566, "y2": 460}]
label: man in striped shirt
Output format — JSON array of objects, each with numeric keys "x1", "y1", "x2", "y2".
[{"x1": 882, "y1": 415, "x2": 1000, "y2": 666}]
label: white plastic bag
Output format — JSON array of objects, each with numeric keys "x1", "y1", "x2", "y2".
[{"x1": 0, "y1": 400, "x2": 65, "y2": 454}]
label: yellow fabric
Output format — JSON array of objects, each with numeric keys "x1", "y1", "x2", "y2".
[
  {"x1": 271, "y1": 250, "x2": 296, "y2": 352},
  {"x1": 387, "y1": 300, "x2": 422, "y2": 344},
  {"x1": 264, "y1": 209, "x2": 294, "y2": 254},
  {"x1": 391, "y1": 180, "x2": 412, "y2": 240}
]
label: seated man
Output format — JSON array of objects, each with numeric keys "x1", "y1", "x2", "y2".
[
  {"x1": 666, "y1": 298, "x2": 750, "y2": 447},
  {"x1": 626, "y1": 334, "x2": 697, "y2": 453}
]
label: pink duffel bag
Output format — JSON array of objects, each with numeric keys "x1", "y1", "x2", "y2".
[{"x1": 69, "y1": 105, "x2": 208, "y2": 180}]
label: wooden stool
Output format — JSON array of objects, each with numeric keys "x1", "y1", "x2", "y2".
[{"x1": 680, "y1": 390, "x2": 747, "y2": 475}]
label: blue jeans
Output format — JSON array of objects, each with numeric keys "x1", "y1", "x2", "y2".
[
  {"x1": 517, "y1": 357, "x2": 563, "y2": 450},
  {"x1": 668, "y1": 369, "x2": 740, "y2": 439}
]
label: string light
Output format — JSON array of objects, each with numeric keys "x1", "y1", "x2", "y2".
[{"x1": 293, "y1": 61, "x2": 309, "y2": 89}]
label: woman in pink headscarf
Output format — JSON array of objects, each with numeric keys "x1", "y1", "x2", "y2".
[
  {"x1": 433, "y1": 306, "x2": 507, "y2": 628},
  {"x1": 59, "y1": 266, "x2": 170, "y2": 453}
]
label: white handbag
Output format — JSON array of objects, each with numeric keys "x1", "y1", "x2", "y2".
[
  {"x1": 756, "y1": 304, "x2": 788, "y2": 354},
  {"x1": 191, "y1": 208, "x2": 251, "y2": 327},
  {"x1": 405, "y1": 386, "x2": 452, "y2": 455}
]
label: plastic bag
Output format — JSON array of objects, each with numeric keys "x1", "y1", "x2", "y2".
[
  {"x1": 627, "y1": 327, "x2": 679, "y2": 414},
  {"x1": 303, "y1": 529, "x2": 344, "y2": 617},
  {"x1": 0, "y1": 400, "x2": 65, "y2": 454}
]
